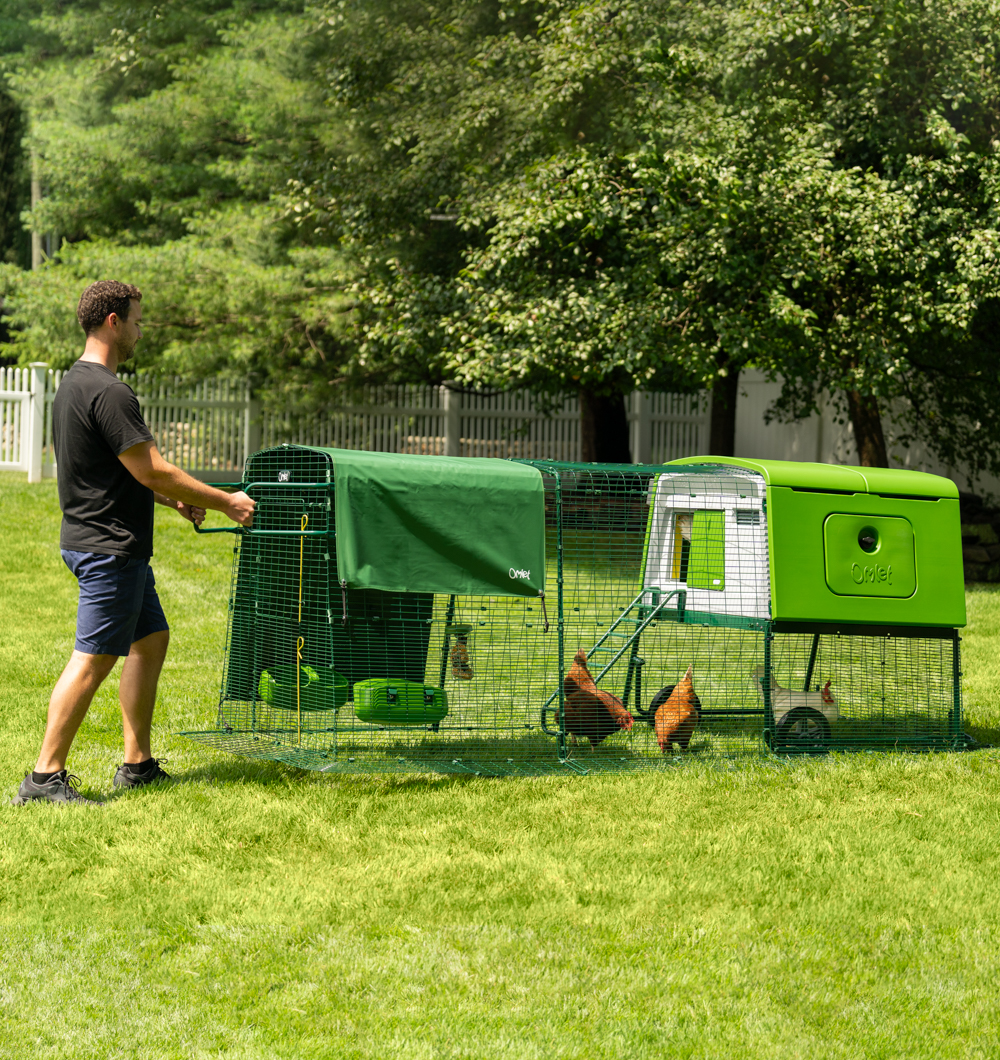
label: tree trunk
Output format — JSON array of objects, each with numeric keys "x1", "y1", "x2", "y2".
[
  {"x1": 579, "y1": 388, "x2": 631, "y2": 463},
  {"x1": 845, "y1": 389, "x2": 888, "y2": 467},
  {"x1": 709, "y1": 363, "x2": 740, "y2": 456}
]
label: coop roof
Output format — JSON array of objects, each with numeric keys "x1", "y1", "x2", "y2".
[
  {"x1": 309, "y1": 448, "x2": 546, "y2": 598},
  {"x1": 667, "y1": 457, "x2": 958, "y2": 499}
]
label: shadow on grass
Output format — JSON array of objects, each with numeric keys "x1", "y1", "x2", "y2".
[
  {"x1": 103, "y1": 756, "x2": 487, "y2": 799},
  {"x1": 960, "y1": 721, "x2": 1000, "y2": 748}
]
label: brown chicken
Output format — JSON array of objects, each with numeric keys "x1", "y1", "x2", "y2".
[
  {"x1": 561, "y1": 649, "x2": 634, "y2": 745},
  {"x1": 653, "y1": 664, "x2": 700, "y2": 753}
]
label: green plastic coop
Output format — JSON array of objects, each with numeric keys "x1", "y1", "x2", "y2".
[{"x1": 181, "y1": 448, "x2": 968, "y2": 774}]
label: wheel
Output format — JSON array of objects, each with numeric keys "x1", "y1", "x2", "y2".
[
  {"x1": 638, "y1": 684, "x2": 674, "y2": 726},
  {"x1": 775, "y1": 706, "x2": 831, "y2": 754}
]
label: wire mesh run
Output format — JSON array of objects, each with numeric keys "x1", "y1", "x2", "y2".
[
  {"x1": 769, "y1": 628, "x2": 961, "y2": 752},
  {"x1": 182, "y1": 448, "x2": 964, "y2": 774}
]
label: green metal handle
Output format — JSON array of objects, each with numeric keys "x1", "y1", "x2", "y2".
[
  {"x1": 244, "y1": 481, "x2": 331, "y2": 491},
  {"x1": 244, "y1": 527, "x2": 333, "y2": 537},
  {"x1": 191, "y1": 523, "x2": 332, "y2": 537},
  {"x1": 201, "y1": 481, "x2": 333, "y2": 491}
]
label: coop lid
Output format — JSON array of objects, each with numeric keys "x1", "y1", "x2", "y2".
[
  {"x1": 308, "y1": 448, "x2": 546, "y2": 598},
  {"x1": 667, "y1": 457, "x2": 958, "y2": 499}
]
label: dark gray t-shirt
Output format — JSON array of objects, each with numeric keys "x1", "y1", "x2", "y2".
[{"x1": 52, "y1": 360, "x2": 155, "y2": 557}]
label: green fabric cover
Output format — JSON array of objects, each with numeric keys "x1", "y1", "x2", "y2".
[{"x1": 314, "y1": 448, "x2": 546, "y2": 598}]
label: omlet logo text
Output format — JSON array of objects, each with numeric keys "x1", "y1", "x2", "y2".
[
  {"x1": 509, "y1": 567, "x2": 530, "y2": 580},
  {"x1": 851, "y1": 562, "x2": 892, "y2": 585}
]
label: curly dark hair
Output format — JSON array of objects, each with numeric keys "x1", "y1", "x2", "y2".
[{"x1": 76, "y1": 281, "x2": 142, "y2": 335}]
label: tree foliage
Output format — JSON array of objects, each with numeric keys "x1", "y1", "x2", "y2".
[
  {"x1": 0, "y1": 1, "x2": 44, "y2": 274},
  {"x1": 282, "y1": 0, "x2": 1000, "y2": 468},
  {"x1": 1, "y1": 0, "x2": 1000, "y2": 469}
]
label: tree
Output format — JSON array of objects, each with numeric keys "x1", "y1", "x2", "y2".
[
  {"x1": 299, "y1": 0, "x2": 1000, "y2": 469},
  {"x1": 0, "y1": 2, "x2": 46, "y2": 279},
  {"x1": 292, "y1": 0, "x2": 1000, "y2": 469},
  {"x1": 299, "y1": 0, "x2": 727, "y2": 459},
  {"x1": 0, "y1": 90, "x2": 28, "y2": 270},
  {"x1": 4, "y1": 0, "x2": 1000, "y2": 477},
  {"x1": 718, "y1": 0, "x2": 1000, "y2": 469},
  {"x1": 0, "y1": 2, "x2": 360, "y2": 408}
]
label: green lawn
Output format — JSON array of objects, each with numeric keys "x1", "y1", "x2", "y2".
[{"x1": 2, "y1": 472, "x2": 1000, "y2": 1059}]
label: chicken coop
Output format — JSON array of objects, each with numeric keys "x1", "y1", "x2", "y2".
[{"x1": 182, "y1": 448, "x2": 969, "y2": 775}]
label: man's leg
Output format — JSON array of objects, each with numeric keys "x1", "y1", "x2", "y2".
[
  {"x1": 35, "y1": 650, "x2": 120, "y2": 773},
  {"x1": 118, "y1": 629, "x2": 169, "y2": 764}
]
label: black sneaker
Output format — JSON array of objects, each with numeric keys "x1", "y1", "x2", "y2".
[
  {"x1": 11, "y1": 771, "x2": 104, "y2": 806},
  {"x1": 112, "y1": 758, "x2": 170, "y2": 789}
]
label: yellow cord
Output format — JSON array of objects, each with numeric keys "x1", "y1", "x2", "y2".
[
  {"x1": 296, "y1": 635, "x2": 304, "y2": 746},
  {"x1": 296, "y1": 514, "x2": 308, "y2": 745},
  {"x1": 298, "y1": 514, "x2": 308, "y2": 623}
]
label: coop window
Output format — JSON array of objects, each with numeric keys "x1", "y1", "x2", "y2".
[{"x1": 672, "y1": 510, "x2": 725, "y2": 590}]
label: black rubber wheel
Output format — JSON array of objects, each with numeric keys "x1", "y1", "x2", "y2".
[{"x1": 775, "y1": 706, "x2": 831, "y2": 754}]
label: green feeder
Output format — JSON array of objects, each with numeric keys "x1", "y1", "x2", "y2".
[
  {"x1": 257, "y1": 664, "x2": 348, "y2": 712},
  {"x1": 354, "y1": 679, "x2": 448, "y2": 726}
]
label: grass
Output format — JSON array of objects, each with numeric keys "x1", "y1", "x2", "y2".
[{"x1": 2, "y1": 471, "x2": 1000, "y2": 1058}]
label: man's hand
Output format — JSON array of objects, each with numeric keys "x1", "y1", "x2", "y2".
[
  {"x1": 177, "y1": 502, "x2": 206, "y2": 526},
  {"x1": 154, "y1": 493, "x2": 207, "y2": 525},
  {"x1": 225, "y1": 490, "x2": 255, "y2": 527}
]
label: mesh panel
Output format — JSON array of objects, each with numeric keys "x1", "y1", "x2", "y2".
[
  {"x1": 182, "y1": 447, "x2": 964, "y2": 773},
  {"x1": 770, "y1": 631, "x2": 959, "y2": 751}
]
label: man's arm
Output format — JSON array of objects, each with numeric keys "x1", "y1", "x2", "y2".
[{"x1": 119, "y1": 441, "x2": 255, "y2": 525}]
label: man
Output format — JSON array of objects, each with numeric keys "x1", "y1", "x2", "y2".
[{"x1": 12, "y1": 281, "x2": 255, "y2": 806}]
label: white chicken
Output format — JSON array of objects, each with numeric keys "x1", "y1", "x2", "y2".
[{"x1": 753, "y1": 666, "x2": 838, "y2": 725}]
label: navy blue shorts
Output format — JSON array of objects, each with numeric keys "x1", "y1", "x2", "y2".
[{"x1": 62, "y1": 550, "x2": 169, "y2": 657}]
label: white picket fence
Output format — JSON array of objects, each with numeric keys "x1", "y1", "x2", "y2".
[
  {"x1": 0, "y1": 364, "x2": 46, "y2": 479},
  {"x1": 259, "y1": 387, "x2": 709, "y2": 465},
  {"x1": 0, "y1": 367, "x2": 711, "y2": 481},
  {"x1": 4, "y1": 363, "x2": 991, "y2": 493}
]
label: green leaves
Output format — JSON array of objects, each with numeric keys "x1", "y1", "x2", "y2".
[
  {"x1": 3, "y1": 0, "x2": 1000, "y2": 472},
  {"x1": 10, "y1": 7, "x2": 328, "y2": 244},
  {"x1": 0, "y1": 221, "x2": 357, "y2": 407}
]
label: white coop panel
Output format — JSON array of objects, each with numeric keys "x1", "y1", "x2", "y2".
[{"x1": 642, "y1": 470, "x2": 770, "y2": 619}]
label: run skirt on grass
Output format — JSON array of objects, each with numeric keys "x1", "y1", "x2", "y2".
[{"x1": 181, "y1": 449, "x2": 969, "y2": 775}]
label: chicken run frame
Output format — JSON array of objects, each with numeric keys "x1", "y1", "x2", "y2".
[{"x1": 182, "y1": 447, "x2": 969, "y2": 776}]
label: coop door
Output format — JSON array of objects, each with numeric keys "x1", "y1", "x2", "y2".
[{"x1": 675, "y1": 510, "x2": 725, "y2": 591}]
